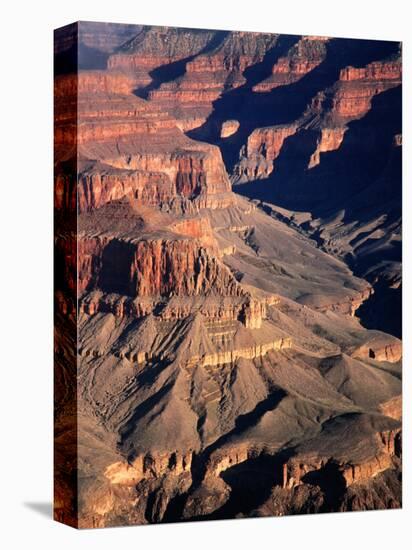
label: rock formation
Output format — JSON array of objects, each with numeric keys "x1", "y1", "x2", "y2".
[
  {"x1": 233, "y1": 49, "x2": 401, "y2": 182},
  {"x1": 54, "y1": 22, "x2": 402, "y2": 528},
  {"x1": 234, "y1": 124, "x2": 298, "y2": 181},
  {"x1": 143, "y1": 31, "x2": 279, "y2": 130},
  {"x1": 253, "y1": 36, "x2": 329, "y2": 92},
  {"x1": 108, "y1": 26, "x2": 216, "y2": 86},
  {"x1": 221, "y1": 120, "x2": 240, "y2": 138},
  {"x1": 55, "y1": 70, "x2": 234, "y2": 212}
]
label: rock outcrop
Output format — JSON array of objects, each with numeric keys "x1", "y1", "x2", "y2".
[
  {"x1": 314, "y1": 57, "x2": 402, "y2": 122},
  {"x1": 78, "y1": 235, "x2": 242, "y2": 297},
  {"x1": 281, "y1": 420, "x2": 401, "y2": 490},
  {"x1": 137, "y1": 30, "x2": 279, "y2": 130},
  {"x1": 253, "y1": 36, "x2": 328, "y2": 92},
  {"x1": 308, "y1": 127, "x2": 346, "y2": 168},
  {"x1": 352, "y1": 336, "x2": 402, "y2": 363},
  {"x1": 221, "y1": 120, "x2": 240, "y2": 138},
  {"x1": 55, "y1": 70, "x2": 234, "y2": 212},
  {"x1": 105, "y1": 450, "x2": 194, "y2": 485},
  {"x1": 233, "y1": 50, "x2": 401, "y2": 182},
  {"x1": 234, "y1": 124, "x2": 297, "y2": 181}
]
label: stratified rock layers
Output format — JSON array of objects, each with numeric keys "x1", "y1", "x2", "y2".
[
  {"x1": 55, "y1": 71, "x2": 233, "y2": 212},
  {"x1": 234, "y1": 54, "x2": 402, "y2": 182},
  {"x1": 54, "y1": 23, "x2": 402, "y2": 529},
  {"x1": 253, "y1": 36, "x2": 329, "y2": 92}
]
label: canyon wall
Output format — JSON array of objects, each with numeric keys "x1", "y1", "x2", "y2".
[
  {"x1": 253, "y1": 36, "x2": 328, "y2": 92},
  {"x1": 55, "y1": 70, "x2": 234, "y2": 212},
  {"x1": 54, "y1": 24, "x2": 402, "y2": 528}
]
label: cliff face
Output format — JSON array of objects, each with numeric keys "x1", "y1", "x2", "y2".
[
  {"x1": 308, "y1": 127, "x2": 347, "y2": 168},
  {"x1": 339, "y1": 60, "x2": 402, "y2": 82},
  {"x1": 55, "y1": 70, "x2": 233, "y2": 212},
  {"x1": 78, "y1": 167, "x2": 174, "y2": 212},
  {"x1": 281, "y1": 420, "x2": 401, "y2": 492},
  {"x1": 253, "y1": 36, "x2": 328, "y2": 92},
  {"x1": 318, "y1": 58, "x2": 402, "y2": 122},
  {"x1": 98, "y1": 27, "x2": 281, "y2": 133},
  {"x1": 54, "y1": 71, "x2": 173, "y2": 150},
  {"x1": 228, "y1": 44, "x2": 401, "y2": 339},
  {"x1": 73, "y1": 193, "x2": 401, "y2": 529},
  {"x1": 143, "y1": 32, "x2": 279, "y2": 130},
  {"x1": 108, "y1": 26, "x2": 216, "y2": 85},
  {"x1": 79, "y1": 236, "x2": 242, "y2": 297},
  {"x1": 233, "y1": 52, "x2": 402, "y2": 182},
  {"x1": 234, "y1": 125, "x2": 298, "y2": 181}
]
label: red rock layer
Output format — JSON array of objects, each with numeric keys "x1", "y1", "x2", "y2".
[
  {"x1": 55, "y1": 234, "x2": 77, "y2": 295},
  {"x1": 233, "y1": 125, "x2": 297, "y2": 182},
  {"x1": 253, "y1": 37, "x2": 328, "y2": 92},
  {"x1": 108, "y1": 27, "x2": 216, "y2": 87},
  {"x1": 54, "y1": 71, "x2": 160, "y2": 149},
  {"x1": 235, "y1": 53, "x2": 401, "y2": 181},
  {"x1": 339, "y1": 60, "x2": 402, "y2": 82},
  {"x1": 308, "y1": 127, "x2": 347, "y2": 168},
  {"x1": 302, "y1": 57, "x2": 402, "y2": 163},
  {"x1": 169, "y1": 216, "x2": 217, "y2": 250},
  {"x1": 314, "y1": 58, "x2": 402, "y2": 122},
  {"x1": 77, "y1": 167, "x2": 173, "y2": 212},
  {"x1": 146, "y1": 32, "x2": 279, "y2": 130},
  {"x1": 55, "y1": 71, "x2": 233, "y2": 211},
  {"x1": 54, "y1": 173, "x2": 77, "y2": 211},
  {"x1": 129, "y1": 239, "x2": 240, "y2": 297},
  {"x1": 78, "y1": 235, "x2": 243, "y2": 298}
]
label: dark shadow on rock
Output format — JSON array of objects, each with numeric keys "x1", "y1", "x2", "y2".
[
  {"x1": 356, "y1": 282, "x2": 402, "y2": 338},
  {"x1": 191, "y1": 388, "x2": 286, "y2": 490},
  {"x1": 189, "y1": 37, "x2": 399, "y2": 174},
  {"x1": 162, "y1": 388, "x2": 287, "y2": 523},
  {"x1": 96, "y1": 239, "x2": 137, "y2": 296},
  {"x1": 168, "y1": 448, "x2": 293, "y2": 523},
  {"x1": 208, "y1": 452, "x2": 289, "y2": 520},
  {"x1": 236, "y1": 79, "x2": 401, "y2": 213},
  {"x1": 235, "y1": 86, "x2": 402, "y2": 337},
  {"x1": 301, "y1": 461, "x2": 347, "y2": 512}
]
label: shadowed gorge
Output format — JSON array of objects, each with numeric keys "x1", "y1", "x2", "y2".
[
  {"x1": 54, "y1": 21, "x2": 402, "y2": 528},
  {"x1": 236, "y1": 85, "x2": 401, "y2": 337},
  {"x1": 188, "y1": 37, "x2": 399, "y2": 172}
]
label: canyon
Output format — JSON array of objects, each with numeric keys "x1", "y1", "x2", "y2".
[{"x1": 54, "y1": 22, "x2": 402, "y2": 528}]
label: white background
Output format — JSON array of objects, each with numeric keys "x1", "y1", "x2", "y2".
[{"x1": 0, "y1": 0, "x2": 410, "y2": 547}]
